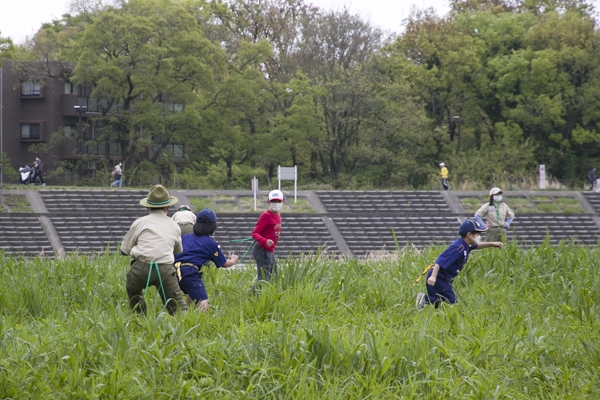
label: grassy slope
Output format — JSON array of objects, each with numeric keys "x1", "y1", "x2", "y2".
[{"x1": 1, "y1": 242, "x2": 599, "y2": 399}]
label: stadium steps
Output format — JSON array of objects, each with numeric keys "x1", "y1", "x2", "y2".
[
  {"x1": 316, "y1": 190, "x2": 451, "y2": 214},
  {"x1": 582, "y1": 192, "x2": 600, "y2": 214},
  {"x1": 51, "y1": 214, "x2": 138, "y2": 255},
  {"x1": 332, "y1": 215, "x2": 459, "y2": 257},
  {"x1": 0, "y1": 215, "x2": 54, "y2": 258},
  {"x1": 41, "y1": 189, "x2": 340, "y2": 257},
  {"x1": 215, "y1": 214, "x2": 339, "y2": 258},
  {"x1": 40, "y1": 189, "x2": 149, "y2": 215},
  {"x1": 508, "y1": 215, "x2": 600, "y2": 245}
]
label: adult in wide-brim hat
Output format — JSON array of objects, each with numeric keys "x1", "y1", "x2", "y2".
[{"x1": 140, "y1": 184, "x2": 178, "y2": 208}]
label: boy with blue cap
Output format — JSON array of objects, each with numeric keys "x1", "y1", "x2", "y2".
[
  {"x1": 174, "y1": 208, "x2": 239, "y2": 311},
  {"x1": 416, "y1": 219, "x2": 503, "y2": 310}
]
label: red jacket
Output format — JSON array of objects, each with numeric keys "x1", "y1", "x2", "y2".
[{"x1": 252, "y1": 210, "x2": 281, "y2": 252}]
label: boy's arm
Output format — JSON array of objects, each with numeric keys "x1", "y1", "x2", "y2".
[
  {"x1": 476, "y1": 242, "x2": 503, "y2": 249},
  {"x1": 251, "y1": 214, "x2": 269, "y2": 248},
  {"x1": 426, "y1": 263, "x2": 441, "y2": 286},
  {"x1": 221, "y1": 255, "x2": 239, "y2": 268}
]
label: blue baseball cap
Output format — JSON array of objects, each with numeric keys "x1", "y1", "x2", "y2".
[
  {"x1": 196, "y1": 208, "x2": 217, "y2": 223},
  {"x1": 459, "y1": 219, "x2": 488, "y2": 236}
]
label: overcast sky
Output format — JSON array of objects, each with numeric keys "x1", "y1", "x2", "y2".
[
  {"x1": 0, "y1": 0, "x2": 452, "y2": 44},
  {"x1": 1, "y1": 0, "x2": 599, "y2": 44}
]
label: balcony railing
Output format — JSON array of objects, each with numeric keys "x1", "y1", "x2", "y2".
[{"x1": 78, "y1": 140, "x2": 121, "y2": 156}]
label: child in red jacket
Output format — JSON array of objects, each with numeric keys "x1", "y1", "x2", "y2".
[{"x1": 250, "y1": 189, "x2": 283, "y2": 291}]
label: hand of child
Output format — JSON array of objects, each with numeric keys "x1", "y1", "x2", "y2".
[
  {"x1": 266, "y1": 239, "x2": 274, "y2": 247},
  {"x1": 427, "y1": 275, "x2": 436, "y2": 286},
  {"x1": 197, "y1": 300, "x2": 210, "y2": 312},
  {"x1": 230, "y1": 255, "x2": 239, "y2": 265},
  {"x1": 494, "y1": 242, "x2": 503, "y2": 249}
]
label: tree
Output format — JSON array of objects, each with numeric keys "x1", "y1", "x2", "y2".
[{"x1": 70, "y1": 0, "x2": 227, "y2": 183}]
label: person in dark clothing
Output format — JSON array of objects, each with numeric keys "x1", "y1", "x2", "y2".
[
  {"x1": 588, "y1": 167, "x2": 596, "y2": 191},
  {"x1": 32, "y1": 157, "x2": 45, "y2": 186}
]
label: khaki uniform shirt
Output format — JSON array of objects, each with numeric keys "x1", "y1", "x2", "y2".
[
  {"x1": 172, "y1": 210, "x2": 196, "y2": 226},
  {"x1": 121, "y1": 210, "x2": 182, "y2": 264},
  {"x1": 475, "y1": 202, "x2": 515, "y2": 227}
]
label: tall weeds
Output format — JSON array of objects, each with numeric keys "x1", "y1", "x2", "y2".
[{"x1": 1, "y1": 243, "x2": 600, "y2": 398}]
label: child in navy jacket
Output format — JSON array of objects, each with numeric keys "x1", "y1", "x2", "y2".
[{"x1": 416, "y1": 219, "x2": 503, "y2": 310}]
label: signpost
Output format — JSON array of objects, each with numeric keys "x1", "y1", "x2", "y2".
[
  {"x1": 539, "y1": 164, "x2": 546, "y2": 189},
  {"x1": 277, "y1": 165, "x2": 297, "y2": 203},
  {"x1": 252, "y1": 177, "x2": 258, "y2": 211}
]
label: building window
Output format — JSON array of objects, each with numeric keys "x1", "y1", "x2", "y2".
[
  {"x1": 64, "y1": 125, "x2": 77, "y2": 138},
  {"x1": 21, "y1": 124, "x2": 40, "y2": 139},
  {"x1": 152, "y1": 143, "x2": 184, "y2": 158},
  {"x1": 21, "y1": 80, "x2": 41, "y2": 96}
]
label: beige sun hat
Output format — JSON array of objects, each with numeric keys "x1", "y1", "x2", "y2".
[
  {"x1": 489, "y1": 187, "x2": 502, "y2": 196},
  {"x1": 140, "y1": 184, "x2": 179, "y2": 208}
]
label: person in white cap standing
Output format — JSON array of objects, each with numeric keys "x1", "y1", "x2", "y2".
[
  {"x1": 439, "y1": 162, "x2": 450, "y2": 190},
  {"x1": 250, "y1": 189, "x2": 284, "y2": 291},
  {"x1": 474, "y1": 187, "x2": 515, "y2": 242}
]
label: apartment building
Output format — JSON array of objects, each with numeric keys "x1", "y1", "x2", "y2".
[{"x1": 0, "y1": 61, "x2": 184, "y2": 185}]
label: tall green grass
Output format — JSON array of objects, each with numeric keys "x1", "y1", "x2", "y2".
[{"x1": 1, "y1": 243, "x2": 600, "y2": 398}]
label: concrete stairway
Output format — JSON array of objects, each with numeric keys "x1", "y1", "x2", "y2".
[
  {"x1": 583, "y1": 192, "x2": 600, "y2": 213},
  {"x1": 317, "y1": 191, "x2": 451, "y2": 213},
  {"x1": 215, "y1": 214, "x2": 339, "y2": 258},
  {"x1": 332, "y1": 215, "x2": 460, "y2": 256},
  {"x1": 0, "y1": 214, "x2": 54, "y2": 257},
  {"x1": 41, "y1": 189, "x2": 149, "y2": 215},
  {"x1": 509, "y1": 214, "x2": 600, "y2": 245}
]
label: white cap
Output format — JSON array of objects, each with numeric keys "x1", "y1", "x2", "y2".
[
  {"x1": 268, "y1": 189, "x2": 284, "y2": 202},
  {"x1": 439, "y1": 162, "x2": 445, "y2": 167},
  {"x1": 489, "y1": 187, "x2": 502, "y2": 196}
]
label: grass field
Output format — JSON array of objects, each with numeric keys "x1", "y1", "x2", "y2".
[{"x1": 1, "y1": 242, "x2": 600, "y2": 398}]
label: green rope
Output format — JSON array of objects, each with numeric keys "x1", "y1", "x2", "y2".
[
  {"x1": 145, "y1": 262, "x2": 167, "y2": 304},
  {"x1": 230, "y1": 237, "x2": 256, "y2": 264}
]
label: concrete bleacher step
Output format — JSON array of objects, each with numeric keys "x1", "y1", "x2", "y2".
[
  {"x1": 0, "y1": 215, "x2": 55, "y2": 258},
  {"x1": 316, "y1": 190, "x2": 451, "y2": 214}
]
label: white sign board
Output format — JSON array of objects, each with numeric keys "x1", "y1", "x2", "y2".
[
  {"x1": 277, "y1": 165, "x2": 297, "y2": 203},
  {"x1": 539, "y1": 164, "x2": 546, "y2": 189}
]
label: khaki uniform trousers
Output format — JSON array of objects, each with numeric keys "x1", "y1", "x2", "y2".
[
  {"x1": 178, "y1": 223, "x2": 193, "y2": 235},
  {"x1": 126, "y1": 259, "x2": 188, "y2": 315},
  {"x1": 486, "y1": 226, "x2": 506, "y2": 243}
]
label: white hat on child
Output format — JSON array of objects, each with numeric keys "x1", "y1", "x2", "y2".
[{"x1": 268, "y1": 189, "x2": 284, "y2": 202}]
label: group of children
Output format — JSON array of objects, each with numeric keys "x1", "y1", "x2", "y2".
[
  {"x1": 122, "y1": 184, "x2": 502, "y2": 314},
  {"x1": 120, "y1": 186, "x2": 284, "y2": 314}
]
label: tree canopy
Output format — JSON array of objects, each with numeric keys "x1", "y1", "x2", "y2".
[{"x1": 10, "y1": 0, "x2": 600, "y2": 189}]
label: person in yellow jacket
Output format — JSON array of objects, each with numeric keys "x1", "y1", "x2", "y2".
[{"x1": 439, "y1": 162, "x2": 450, "y2": 190}]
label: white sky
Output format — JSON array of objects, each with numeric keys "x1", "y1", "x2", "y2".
[
  {"x1": 1, "y1": 0, "x2": 599, "y2": 44},
  {"x1": 0, "y1": 0, "x2": 451, "y2": 44}
]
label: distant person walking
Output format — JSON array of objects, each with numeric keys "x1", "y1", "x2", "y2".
[
  {"x1": 32, "y1": 157, "x2": 45, "y2": 186},
  {"x1": 172, "y1": 205, "x2": 196, "y2": 235},
  {"x1": 474, "y1": 187, "x2": 515, "y2": 242},
  {"x1": 439, "y1": 162, "x2": 450, "y2": 190},
  {"x1": 111, "y1": 162, "x2": 123, "y2": 188},
  {"x1": 120, "y1": 185, "x2": 188, "y2": 315},
  {"x1": 588, "y1": 167, "x2": 596, "y2": 191},
  {"x1": 250, "y1": 189, "x2": 284, "y2": 291}
]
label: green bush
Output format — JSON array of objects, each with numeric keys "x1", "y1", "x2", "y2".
[{"x1": 537, "y1": 203, "x2": 560, "y2": 212}]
